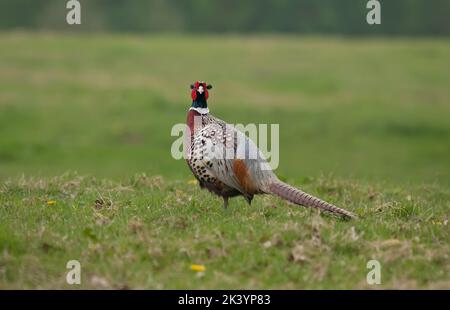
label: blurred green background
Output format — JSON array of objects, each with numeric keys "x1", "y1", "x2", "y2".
[
  {"x1": 0, "y1": 0, "x2": 449, "y2": 186},
  {"x1": 1, "y1": 0, "x2": 450, "y2": 35}
]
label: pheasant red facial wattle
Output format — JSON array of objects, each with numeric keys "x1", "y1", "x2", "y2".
[{"x1": 185, "y1": 82, "x2": 357, "y2": 219}]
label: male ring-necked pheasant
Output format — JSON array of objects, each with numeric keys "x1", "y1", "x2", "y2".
[{"x1": 185, "y1": 81, "x2": 357, "y2": 219}]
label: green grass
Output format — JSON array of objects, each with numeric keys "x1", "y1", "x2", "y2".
[
  {"x1": 0, "y1": 174, "x2": 448, "y2": 289},
  {"x1": 0, "y1": 33, "x2": 449, "y2": 289}
]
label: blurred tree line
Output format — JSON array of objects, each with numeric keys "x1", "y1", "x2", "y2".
[{"x1": 0, "y1": 0, "x2": 448, "y2": 35}]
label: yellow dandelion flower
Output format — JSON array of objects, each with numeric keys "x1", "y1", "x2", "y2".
[
  {"x1": 187, "y1": 179, "x2": 198, "y2": 185},
  {"x1": 190, "y1": 264, "x2": 206, "y2": 272},
  {"x1": 47, "y1": 200, "x2": 56, "y2": 206}
]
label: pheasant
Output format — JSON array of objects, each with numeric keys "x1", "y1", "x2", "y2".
[{"x1": 185, "y1": 81, "x2": 357, "y2": 219}]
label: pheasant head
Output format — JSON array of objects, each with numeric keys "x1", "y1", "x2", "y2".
[{"x1": 190, "y1": 81, "x2": 212, "y2": 114}]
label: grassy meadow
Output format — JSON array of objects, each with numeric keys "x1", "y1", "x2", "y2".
[{"x1": 0, "y1": 33, "x2": 449, "y2": 289}]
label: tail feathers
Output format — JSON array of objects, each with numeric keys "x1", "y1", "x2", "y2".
[{"x1": 268, "y1": 181, "x2": 357, "y2": 220}]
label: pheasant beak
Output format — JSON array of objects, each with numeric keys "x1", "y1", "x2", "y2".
[{"x1": 197, "y1": 85, "x2": 204, "y2": 94}]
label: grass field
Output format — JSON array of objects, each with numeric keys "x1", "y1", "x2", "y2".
[{"x1": 0, "y1": 33, "x2": 449, "y2": 289}]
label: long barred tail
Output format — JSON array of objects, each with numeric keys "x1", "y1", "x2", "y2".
[{"x1": 268, "y1": 181, "x2": 357, "y2": 219}]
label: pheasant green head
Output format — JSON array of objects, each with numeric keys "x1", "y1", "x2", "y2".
[{"x1": 190, "y1": 81, "x2": 212, "y2": 111}]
